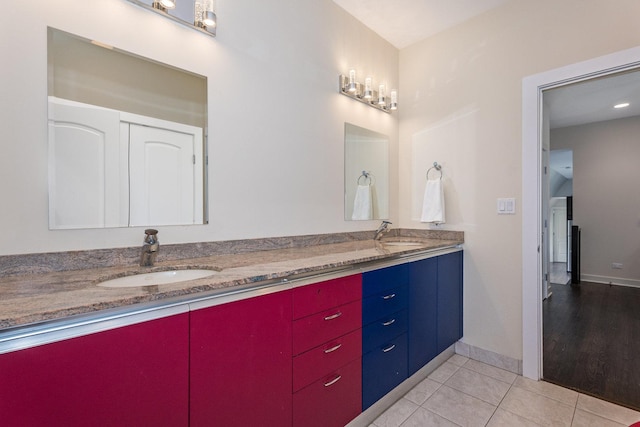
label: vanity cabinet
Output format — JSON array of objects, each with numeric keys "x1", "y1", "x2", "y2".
[
  {"x1": 292, "y1": 274, "x2": 362, "y2": 427},
  {"x1": 363, "y1": 250, "x2": 464, "y2": 409},
  {"x1": 408, "y1": 252, "x2": 464, "y2": 374},
  {"x1": 436, "y1": 251, "x2": 464, "y2": 353},
  {"x1": 189, "y1": 289, "x2": 293, "y2": 427},
  {"x1": 362, "y1": 264, "x2": 410, "y2": 409},
  {"x1": 408, "y1": 257, "x2": 438, "y2": 375},
  {"x1": 0, "y1": 313, "x2": 189, "y2": 427}
]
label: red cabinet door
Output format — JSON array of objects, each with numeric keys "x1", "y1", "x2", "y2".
[
  {"x1": 190, "y1": 289, "x2": 293, "y2": 427},
  {"x1": 0, "y1": 313, "x2": 190, "y2": 427}
]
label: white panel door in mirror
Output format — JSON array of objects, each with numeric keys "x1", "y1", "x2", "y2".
[
  {"x1": 48, "y1": 101, "x2": 128, "y2": 229},
  {"x1": 129, "y1": 124, "x2": 203, "y2": 226}
]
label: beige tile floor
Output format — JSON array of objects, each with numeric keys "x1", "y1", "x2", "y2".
[{"x1": 371, "y1": 354, "x2": 640, "y2": 427}]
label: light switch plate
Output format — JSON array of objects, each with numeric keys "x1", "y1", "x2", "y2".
[{"x1": 497, "y1": 198, "x2": 516, "y2": 214}]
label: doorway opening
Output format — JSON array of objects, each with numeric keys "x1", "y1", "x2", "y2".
[{"x1": 522, "y1": 45, "x2": 640, "y2": 386}]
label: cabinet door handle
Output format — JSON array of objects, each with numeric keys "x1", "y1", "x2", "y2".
[
  {"x1": 382, "y1": 318, "x2": 396, "y2": 326},
  {"x1": 382, "y1": 344, "x2": 396, "y2": 353},
  {"x1": 382, "y1": 293, "x2": 396, "y2": 300},
  {"x1": 324, "y1": 312, "x2": 342, "y2": 321},
  {"x1": 323, "y1": 375, "x2": 342, "y2": 387},
  {"x1": 324, "y1": 343, "x2": 343, "y2": 354}
]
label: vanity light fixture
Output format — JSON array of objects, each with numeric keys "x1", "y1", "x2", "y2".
[
  {"x1": 339, "y1": 72, "x2": 398, "y2": 113},
  {"x1": 614, "y1": 102, "x2": 630, "y2": 109},
  {"x1": 127, "y1": 0, "x2": 216, "y2": 37}
]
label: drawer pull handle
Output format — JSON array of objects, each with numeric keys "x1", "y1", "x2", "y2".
[
  {"x1": 324, "y1": 312, "x2": 342, "y2": 321},
  {"x1": 324, "y1": 375, "x2": 342, "y2": 387},
  {"x1": 324, "y1": 343, "x2": 343, "y2": 354},
  {"x1": 382, "y1": 318, "x2": 396, "y2": 326},
  {"x1": 382, "y1": 293, "x2": 396, "y2": 300},
  {"x1": 382, "y1": 344, "x2": 396, "y2": 353}
]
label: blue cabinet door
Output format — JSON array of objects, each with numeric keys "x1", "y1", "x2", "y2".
[
  {"x1": 362, "y1": 333, "x2": 408, "y2": 409},
  {"x1": 437, "y1": 251, "x2": 463, "y2": 353},
  {"x1": 408, "y1": 257, "x2": 438, "y2": 376}
]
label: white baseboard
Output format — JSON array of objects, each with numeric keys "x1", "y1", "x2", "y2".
[
  {"x1": 581, "y1": 274, "x2": 640, "y2": 289},
  {"x1": 455, "y1": 341, "x2": 522, "y2": 375}
]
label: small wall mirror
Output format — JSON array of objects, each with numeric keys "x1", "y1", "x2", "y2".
[
  {"x1": 344, "y1": 123, "x2": 389, "y2": 221},
  {"x1": 47, "y1": 28, "x2": 208, "y2": 229}
]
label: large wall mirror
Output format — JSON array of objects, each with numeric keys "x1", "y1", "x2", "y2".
[
  {"x1": 344, "y1": 123, "x2": 389, "y2": 221},
  {"x1": 47, "y1": 27, "x2": 208, "y2": 229}
]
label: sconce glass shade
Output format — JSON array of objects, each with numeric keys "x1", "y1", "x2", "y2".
[
  {"x1": 364, "y1": 77, "x2": 373, "y2": 100},
  {"x1": 348, "y1": 69, "x2": 357, "y2": 93},
  {"x1": 378, "y1": 84, "x2": 386, "y2": 106},
  {"x1": 390, "y1": 89, "x2": 398, "y2": 110},
  {"x1": 194, "y1": 0, "x2": 216, "y2": 30},
  {"x1": 203, "y1": 11, "x2": 216, "y2": 26}
]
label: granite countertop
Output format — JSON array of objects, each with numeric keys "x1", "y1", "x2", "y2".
[{"x1": 0, "y1": 233, "x2": 462, "y2": 331}]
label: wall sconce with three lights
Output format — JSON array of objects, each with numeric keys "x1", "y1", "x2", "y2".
[
  {"x1": 127, "y1": 0, "x2": 217, "y2": 36},
  {"x1": 339, "y1": 70, "x2": 397, "y2": 113}
]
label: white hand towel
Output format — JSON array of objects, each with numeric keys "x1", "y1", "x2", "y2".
[
  {"x1": 421, "y1": 179, "x2": 445, "y2": 223},
  {"x1": 352, "y1": 185, "x2": 372, "y2": 220}
]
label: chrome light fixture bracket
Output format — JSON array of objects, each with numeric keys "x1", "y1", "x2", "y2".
[
  {"x1": 126, "y1": 0, "x2": 216, "y2": 37},
  {"x1": 338, "y1": 75, "x2": 397, "y2": 113}
]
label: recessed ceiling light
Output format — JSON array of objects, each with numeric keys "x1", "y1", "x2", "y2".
[{"x1": 614, "y1": 102, "x2": 630, "y2": 109}]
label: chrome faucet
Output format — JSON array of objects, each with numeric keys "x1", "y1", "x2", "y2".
[
  {"x1": 140, "y1": 229, "x2": 159, "y2": 267},
  {"x1": 374, "y1": 221, "x2": 392, "y2": 240}
]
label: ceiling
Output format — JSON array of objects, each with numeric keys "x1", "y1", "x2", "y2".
[
  {"x1": 544, "y1": 69, "x2": 640, "y2": 129},
  {"x1": 332, "y1": 0, "x2": 510, "y2": 49}
]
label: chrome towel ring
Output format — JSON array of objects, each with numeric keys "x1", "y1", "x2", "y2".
[
  {"x1": 358, "y1": 171, "x2": 373, "y2": 185},
  {"x1": 426, "y1": 162, "x2": 443, "y2": 180}
]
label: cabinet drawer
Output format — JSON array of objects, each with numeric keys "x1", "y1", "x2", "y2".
[
  {"x1": 293, "y1": 300, "x2": 361, "y2": 355},
  {"x1": 362, "y1": 283, "x2": 408, "y2": 325},
  {"x1": 362, "y1": 309, "x2": 408, "y2": 354},
  {"x1": 293, "y1": 274, "x2": 362, "y2": 320},
  {"x1": 293, "y1": 329, "x2": 361, "y2": 392},
  {"x1": 293, "y1": 358, "x2": 362, "y2": 427},
  {"x1": 363, "y1": 264, "x2": 409, "y2": 297},
  {"x1": 362, "y1": 333, "x2": 408, "y2": 410}
]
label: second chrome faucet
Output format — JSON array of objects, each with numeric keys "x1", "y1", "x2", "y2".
[{"x1": 374, "y1": 221, "x2": 392, "y2": 240}]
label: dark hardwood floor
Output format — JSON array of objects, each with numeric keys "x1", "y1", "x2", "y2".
[{"x1": 543, "y1": 281, "x2": 640, "y2": 411}]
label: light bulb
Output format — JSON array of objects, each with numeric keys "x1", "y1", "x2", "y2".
[{"x1": 161, "y1": 0, "x2": 176, "y2": 9}]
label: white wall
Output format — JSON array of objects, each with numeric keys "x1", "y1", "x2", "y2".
[
  {"x1": 399, "y1": 0, "x2": 640, "y2": 361},
  {"x1": 0, "y1": 0, "x2": 399, "y2": 255},
  {"x1": 552, "y1": 116, "x2": 640, "y2": 286}
]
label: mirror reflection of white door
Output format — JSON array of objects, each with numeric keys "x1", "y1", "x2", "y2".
[
  {"x1": 128, "y1": 124, "x2": 202, "y2": 226},
  {"x1": 48, "y1": 101, "x2": 126, "y2": 229}
]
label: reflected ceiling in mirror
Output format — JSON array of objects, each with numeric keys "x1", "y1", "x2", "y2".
[
  {"x1": 47, "y1": 28, "x2": 208, "y2": 229},
  {"x1": 344, "y1": 123, "x2": 389, "y2": 221}
]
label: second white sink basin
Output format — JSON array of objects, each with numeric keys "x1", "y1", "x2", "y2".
[{"x1": 98, "y1": 269, "x2": 219, "y2": 288}]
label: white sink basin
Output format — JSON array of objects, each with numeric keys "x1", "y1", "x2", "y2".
[{"x1": 98, "y1": 269, "x2": 219, "y2": 288}]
